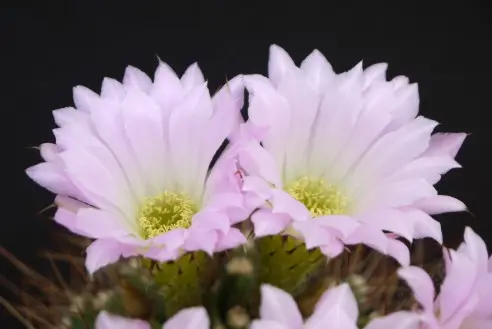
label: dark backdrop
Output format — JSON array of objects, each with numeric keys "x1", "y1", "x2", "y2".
[{"x1": 5, "y1": 1, "x2": 489, "y2": 327}]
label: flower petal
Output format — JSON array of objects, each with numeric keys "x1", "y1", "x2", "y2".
[
  {"x1": 26, "y1": 162, "x2": 80, "y2": 197},
  {"x1": 121, "y1": 89, "x2": 170, "y2": 197},
  {"x1": 268, "y1": 44, "x2": 296, "y2": 87},
  {"x1": 122, "y1": 66, "x2": 152, "y2": 93},
  {"x1": 252, "y1": 209, "x2": 291, "y2": 237},
  {"x1": 354, "y1": 208, "x2": 414, "y2": 242},
  {"x1": 292, "y1": 221, "x2": 333, "y2": 249},
  {"x1": 364, "y1": 311, "x2": 422, "y2": 329},
  {"x1": 346, "y1": 116, "x2": 438, "y2": 195},
  {"x1": 313, "y1": 283, "x2": 358, "y2": 320},
  {"x1": 95, "y1": 311, "x2": 151, "y2": 329},
  {"x1": 438, "y1": 249, "x2": 477, "y2": 323},
  {"x1": 305, "y1": 307, "x2": 357, "y2": 329},
  {"x1": 259, "y1": 284, "x2": 303, "y2": 329},
  {"x1": 150, "y1": 61, "x2": 185, "y2": 112},
  {"x1": 386, "y1": 238, "x2": 411, "y2": 266},
  {"x1": 168, "y1": 82, "x2": 213, "y2": 199},
  {"x1": 404, "y1": 209, "x2": 443, "y2": 243},
  {"x1": 101, "y1": 77, "x2": 125, "y2": 101},
  {"x1": 251, "y1": 320, "x2": 290, "y2": 329},
  {"x1": 181, "y1": 62, "x2": 205, "y2": 93},
  {"x1": 85, "y1": 239, "x2": 131, "y2": 274},
  {"x1": 163, "y1": 307, "x2": 210, "y2": 329},
  {"x1": 422, "y1": 132, "x2": 467, "y2": 158},
  {"x1": 215, "y1": 228, "x2": 247, "y2": 251},
  {"x1": 270, "y1": 189, "x2": 311, "y2": 222},
  {"x1": 309, "y1": 63, "x2": 363, "y2": 178},
  {"x1": 412, "y1": 195, "x2": 467, "y2": 215},
  {"x1": 73, "y1": 85, "x2": 99, "y2": 113},
  {"x1": 244, "y1": 74, "x2": 290, "y2": 177},
  {"x1": 299, "y1": 49, "x2": 335, "y2": 94},
  {"x1": 398, "y1": 266, "x2": 435, "y2": 311}
]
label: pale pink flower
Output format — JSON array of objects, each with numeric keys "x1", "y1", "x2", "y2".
[
  {"x1": 395, "y1": 227, "x2": 492, "y2": 329},
  {"x1": 239, "y1": 44, "x2": 467, "y2": 264},
  {"x1": 26, "y1": 63, "x2": 248, "y2": 273},
  {"x1": 251, "y1": 283, "x2": 359, "y2": 329},
  {"x1": 95, "y1": 307, "x2": 209, "y2": 329}
]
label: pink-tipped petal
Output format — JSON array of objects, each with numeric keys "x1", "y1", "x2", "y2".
[
  {"x1": 26, "y1": 162, "x2": 79, "y2": 197},
  {"x1": 270, "y1": 189, "x2": 311, "y2": 222},
  {"x1": 53, "y1": 207, "x2": 86, "y2": 235},
  {"x1": 95, "y1": 311, "x2": 151, "y2": 329},
  {"x1": 355, "y1": 208, "x2": 414, "y2": 242},
  {"x1": 101, "y1": 77, "x2": 125, "y2": 101},
  {"x1": 347, "y1": 116, "x2": 438, "y2": 194},
  {"x1": 150, "y1": 228, "x2": 188, "y2": 251},
  {"x1": 73, "y1": 85, "x2": 99, "y2": 113},
  {"x1": 39, "y1": 143, "x2": 60, "y2": 162},
  {"x1": 422, "y1": 132, "x2": 467, "y2": 158},
  {"x1": 169, "y1": 83, "x2": 213, "y2": 197},
  {"x1": 181, "y1": 63, "x2": 205, "y2": 92},
  {"x1": 363, "y1": 63, "x2": 388, "y2": 88},
  {"x1": 183, "y1": 230, "x2": 218, "y2": 256},
  {"x1": 277, "y1": 69, "x2": 320, "y2": 181},
  {"x1": 235, "y1": 127, "x2": 284, "y2": 187},
  {"x1": 460, "y1": 318, "x2": 492, "y2": 329},
  {"x1": 343, "y1": 224, "x2": 389, "y2": 256},
  {"x1": 292, "y1": 221, "x2": 332, "y2": 249},
  {"x1": 364, "y1": 311, "x2": 422, "y2": 329},
  {"x1": 122, "y1": 66, "x2": 152, "y2": 93},
  {"x1": 259, "y1": 284, "x2": 303, "y2": 329},
  {"x1": 459, "y1": 227, "x2": 489, "y2": 273},
  {"x1": 268, "y1": 44, "x2": 296, "y2": 87},
  {"x1": 320, "y1": 240, "x2": 345, "y2": 258},
  {"x1": 405, "y1": 209, "x2": 443, "y2": 243},
  {"x1": 121, "y1": 89, "x2": 170, "y2": 197},
  {"x1": 53, "y1": 107, "x2": 90, "y2": 128},
  {"x1": 75, "y1": 208, "x2": 130, "y2": 239},
  {"x1": 252, "y1": 209, "x2": 291, "y2": 237},
  {"x1": 438, "y1": 250, "x2": 477, "y2": 323},
  {"x1": 163, "y1": 307, "x2": 210, "y2": 329},
  {"x1": 386, "y1": 238, "x2": 411, "y2": 266},
  {"x1": 85, "y1": 239, "x2": 130, "y2": 274},
  {"x1": 313, "y1": 283, "x2": 358, "y2": 320},
  {"x1": 398, "y1": 266, "x2": 435, "y2": 311},
  {"x1": 242, "y1": 176, "x2": 273, "y2": 201},
  {"x1": 413, "y1": 195, "x2": 467, "y2": 215},
  {"x1": 390, "y1": 156, "x2": 461, "y2": 183},
  {"x1": 305, "y1": 307, "x2": 357, "y2": 329},
  {"x1": 150, "y1": 61, "x2": 184, "y2": 112},
  {"x1": 191, "y1": 211, "x2": 231, "y2": 235},
  {"x1": 299, "y1": 49, "x2": 335, "y2": 93},
  {"x1": 251, "y1": 320, "x2": 290, "y2": 329},
  {"x1": 215, "y1": 228, "x2": 247, "y2": 251}
]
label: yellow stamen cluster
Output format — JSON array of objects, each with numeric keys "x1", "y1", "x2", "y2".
[
  {"x1": 138, "y1": 191, "x2": 198, "y2": 239},
  {"x1": 285, "y1": 176, "x2": 349, "y2": 216}
]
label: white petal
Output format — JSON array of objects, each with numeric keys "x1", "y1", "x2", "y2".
[
  {"x1": 268, "y1": 44, "x2": 296, "y2": 87},
  {"x1": 181, "y1": 62, "x2": 205, "y2": 92}
]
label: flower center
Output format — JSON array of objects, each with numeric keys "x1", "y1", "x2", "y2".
[
  {"x1": 285, "y1": 176, "x2": 348, "y2": 217},
  {"x1": 137, "y1": 191, "x2": 198, "y2": 239}
]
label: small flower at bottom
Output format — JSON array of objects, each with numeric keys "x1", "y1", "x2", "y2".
[
  {"x1": 388, "y1": 227, "x2": 492, "y2": 329},
  {"x1": 95, "y1": 307, "x2": 209, "y2": 329},
  {"x1": 251, "y1": 283, "x2": 359, "y2": 329},
  {"x1": 239, "y1": 44, "x2": 468, "y2": 265},
  {"x1": 26, "y1": 62, "x2": 248, "y2": 274}
]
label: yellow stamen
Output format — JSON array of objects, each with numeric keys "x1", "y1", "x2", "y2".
[
  {"x1": 285, "y1": 176, "x2": 349, "y2": 216},
  {"x1": 138, "y1": 191, "x2": 198, "y2": 239}
]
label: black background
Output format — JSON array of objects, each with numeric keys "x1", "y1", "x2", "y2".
[{"x1": 4, "y1": 1, "x2": 489, "y2": 327}]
